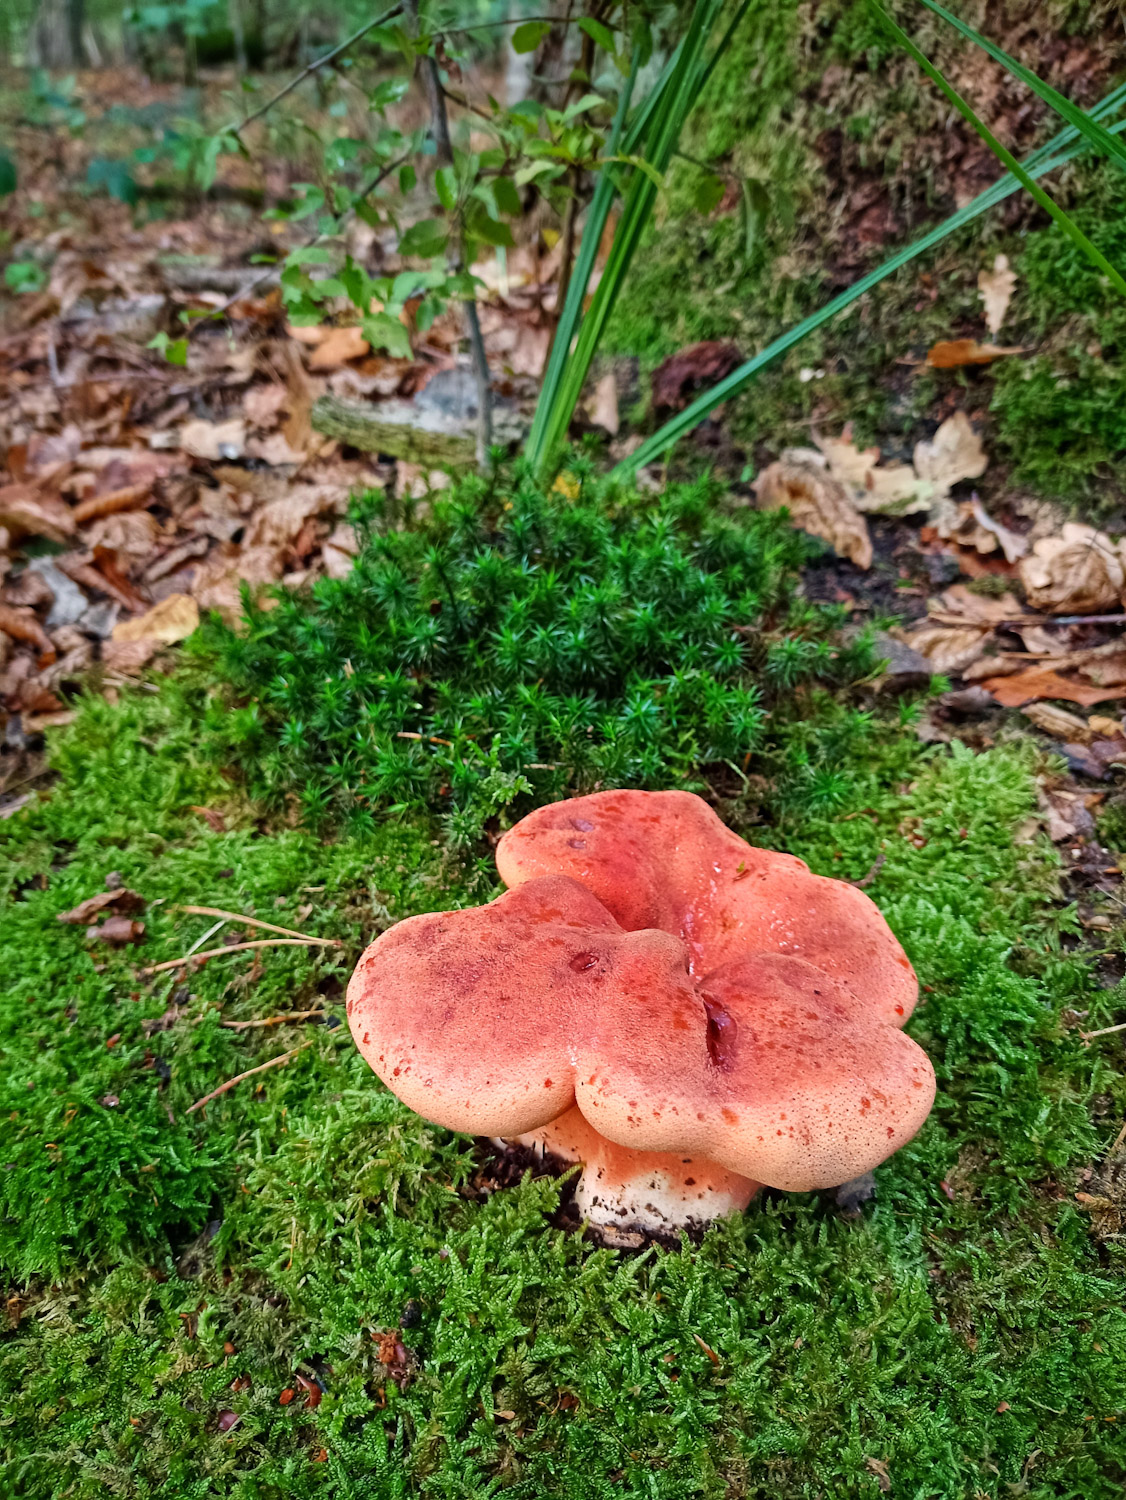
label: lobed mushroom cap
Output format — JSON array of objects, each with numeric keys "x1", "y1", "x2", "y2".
[
  {"x1": 496, "y1": 788, "x2": 917, "y2": 1026},
  {"x1": 347, "y1": 872, "x2": 935, "y2": 1193}
]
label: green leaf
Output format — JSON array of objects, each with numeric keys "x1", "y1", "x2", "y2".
[
  {"x1": 515, "y1": 159, "x2": 563, "y2": 187},
  {"x1": 607, "y1": 152, "x2": 664, "y2": 190},
  {"x1": 512, "y1": 19, "x2": 550, "y2": 53},
  {"x1": 0, "y1": 152, "x2": 17, "y2": 196},
  {"x1": 435, "y1": 164, "x2": 458, "y2": 212},
  {"x1": 398, "y1": 162, "x2": 416, "y2": 194},
  {"x1": 362, "y1": 310, "x2": 412, "y2": 359},
  {"x1": 578, "y1": 16, "x2": 615, "y2": 54},
  {"x1": 146, "y1": 331, "x2": 188, "y2": 366},
  {"x1": 493, "y1": 175, "x2": 522, "y2": 217},
  {"x1": 466, "y1": 205, "x2": 514, "y2": 247},
  {"x1": 398, "y1": 219, "x2": 448, "y2": 258},
  {"x1": 285, "y1": 245, "x2": 334, "y2": 267},
  {"x1": 694, "y1": 170, "x2": 726, "y2": 215}
]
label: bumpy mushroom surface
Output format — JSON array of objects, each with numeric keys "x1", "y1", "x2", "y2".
[
  {"x1": 496, "y1": 788, "x2": 917, "y2": 1025},
  {"x1": 347, "y1": 798, "x2": 936, "y2": 1235}
]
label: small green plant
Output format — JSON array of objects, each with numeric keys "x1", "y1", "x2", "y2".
[
  {"x1": 3, "y1": 260, "x2": 46, "y2": 294},
  {"x1": 200, "y1": 466, "x2": 873, "y2": 845}
]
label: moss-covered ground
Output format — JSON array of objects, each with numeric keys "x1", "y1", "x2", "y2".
[
  {"x1": 609, "y1": 0, "x2": 1126, "y2": 512},
  {"x1": 2, "y1": 667, "x2": 1125, "y2": 1497}
]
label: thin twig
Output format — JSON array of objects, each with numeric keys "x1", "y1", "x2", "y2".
[
  {"x1": 1108, "y1": 1119, "x2": 1126, "y2": 1156},
  {"x1": 142, "y1": 937, "x2": 330, "y2": 976},
  {"x1": 396, "y1": 731, "x2": 454, "y2": 746},
  {"x1": 220, "y1": 1010, "x2": 327, "y2": 1030},
  {"x1": 176, "y1": 904, "x2": 339, "y2": 944},
  {"x1": 233, "y1": 4, "x2": 405, "y2": 137},
  {"x1": 405, "y1": 0, "x2": 492, "y2": 466},
  {"x1": 1081, "y1": 1020, "x2": 1126, "y2": 1040},
  {"x1": 997, "y1": 613, "x2": 1126, "y2": 627},
  {"x1": 850, "y1": 850, "x2": 888, "y2": 889},
  {"x1": 186, "y1": 1040, "x2": 314, "y2": 1113}
]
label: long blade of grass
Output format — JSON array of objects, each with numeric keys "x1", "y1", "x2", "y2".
[
  {"x1": 870, "y1": 3, "x2": 1126, "y2": 292},
  {"x1": 612, "y1": 79, "x2": 1126, "y2": 476},
  {"x1": 533, "y1": 0, "x2": 729, "y2": 473},
  {"x1": 526, "y1": 48, "x2": 641, "y2": 469},
  {"x1": 913, "y1": 0, "x2": 1126, "y2": 176}
]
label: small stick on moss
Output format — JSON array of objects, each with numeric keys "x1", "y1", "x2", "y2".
[
  {"x1": 395, "y1": 732, "x2": 454, "y2": 747},
  {"x1": 186, "y1": 1041, "x2": 314, "y2": 1114},
  {"x1": 176, "y1": 905, "x2": 339, "y2": 944},
  {"x1": 851, "y1": 850, "x2": 888, "y2": 890},
  {"x1": 220, "y1": 1010, "x2": 326, "y2": 1031},
  {"x1": 1080, "y1": 1021, "x2": 1126, "y2": 1041},
  {"x1": 143, "y1": 938, "x2": 328, "y2": 976}
]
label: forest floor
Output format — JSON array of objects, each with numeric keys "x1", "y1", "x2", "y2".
[{"x1": 3, "y1": 8, "x2": 1126, "y2": 1496}]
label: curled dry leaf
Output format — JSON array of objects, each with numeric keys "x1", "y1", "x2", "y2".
[
  {"x1": 307, "y1": 326, "x2": 370, "y2": 371},
  {"x1": 72, "y1": 482, "x2": 151, "y2": 525},
  {"x1": 0, "y1": 605, "x2": 57, "y2": 664},
  {"x1": 978, "y1": 253, "x2": 1017, "y2": 336},
  {"x1": 1023, "y1": 703, "x2": 1092, "y2": 743},
  {"x1": 0, "y1": 484, "x2": 76, "y2": 544},
  {"x1": 753, "y1": 457, "x2": 872, "y2": 568},
  {"x1": 89, "y1": 915, "x2": 145, "y2": 946},
  {"x1": 102, "y1": 637, "x2": 161, "y2": 674},
  {"x1": 179, "y1": 418, "x2": 247, "y2": 463},
  {"x1": 1019, "y1": 524, "x2": 1124, "y2": 614},
  {"x1": 895, "y1": 623, "x2": 989, "y2": 675},
  {"x1": 86, "y1": 511, "x2": 160, "y2": 557},
  {"x1": 913, "y1": 412, "x2": 988, "y2": 497},
  {"x1": 932, "y1": 583, "x2": 1025, "y2": 626},
  {"x1": 112, "y1": 593, "x2": 200, "y2": 647},
  {"x1": 809, "y1": 435, "x2": 923, "y2": 516},
  {"x1": 57, "y1": 887, "x2": 145, "y2": 925},
  {"x1": 926, "y1": 339, "x2": 1025, "y2": 368},
  {"x1": 192, "y1": 545, "x2": 284, "y2": 621}
]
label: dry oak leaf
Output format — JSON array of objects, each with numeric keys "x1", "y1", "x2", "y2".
[
  {"x1": 912, "y1": 412, "x2": 988, "y2": 497},
  {"x1": 0, "y1": 484, "x2": 75, "y2": 545},
  {"x1": 112, "y1": 594, "x2": 200, "y2": 647},
  {"x1": 811, "y1": 434, "x2": 924, "y2": 516},
  {"x1": 754, "y1": 457, "x2": 872, "y2": 568},
  {"x1": 1019, "y1": 523, "x2": 1124, "y2": 614},
  {"x1": 926, "y1": 339, "x2": 1025, "y2": 368},
  {"x1": 180, "y1": 418, "x2": 247, "y2": 463},
  {"x1": 981, "y1": 668, "x2": 1126, "y2": 708},
  {"x1": 242, "y1": 486, "x2": 348, "y2": 551},
  {"x1": 979, "y1": 253, "x2": 1017, "y2": 336}
]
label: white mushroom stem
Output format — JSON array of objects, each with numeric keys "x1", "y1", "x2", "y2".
[{"x1": 516, "y1": 1106, "x2": 758, "y2": 1236}]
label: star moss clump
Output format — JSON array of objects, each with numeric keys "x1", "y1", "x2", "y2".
[{"x1": 199, "y1": 464, "x2": 874, "y2": 844}]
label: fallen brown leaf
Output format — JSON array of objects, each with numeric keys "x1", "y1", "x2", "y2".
[
  {"x1": 811, "y1": 434, "x2": 923, "y2": 516},
  {"x1": 112, "y1": 594, "x2": 200, "y2": 647},
  {"x1": 934, "y1": 583, "x2": 1025, "y2": 625},
  {"x1": 58, "y1": 888, "x2": 145, "y2": 924},
  {"x1": 0, "y1": 484, "x2": 75, "y2": 544},
  {"x1": 913, "y1": 411, "x2": 989, "y2": 497},
  {"x1": 896, "y1": 623, "x2": 990, "y2": 675},
  {"x1": 0, "y1": 605, "x2": 57, "y2": 664},
  {"x1": 652, "y1": 340, "x2": 742, "y2": 412},
  {"x1": 307, "y1": 326, "x2": 370, "y2": 370},
  {"x1": 180, "y1": 418, "x2": 247, "y2": 463},
  {"x1": 982, "y1": 668, "x2": 1126, "y2": 708},
  {"x1": 73, "y1": 482, "x2": 151, "y2": 524},
  {"x1": 978, "y1": 253, "x2": 1017, "y2": 336},
  {"x1": 102, "y1": 637, "x2": 161, "y2": 674},
  {"x1": 926, "y1": 339, "x2": 1025, "y2": 368},
  {"x1": 587, "y1": 371, "x2": 620, "y2": 435},
  {"x1": 89, "y1": 915, "x2": 145, "y2": 946},
  {"x1": 753, "y1": 457, "x2": 872, "y2": 568},
  {"x1": 1019, "y1": 523, "x2": 1123, "y2": 614},
  {"x1": 1023, "y1": 703, "x2": 1093, "y2": 742}
]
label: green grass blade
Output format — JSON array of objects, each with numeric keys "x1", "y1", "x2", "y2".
[
  {"x1": 871, "y1": 2, "x2": 1126, "y2": 293},
  {"x1": 611, "y1": 81, "x2": 1126, "y2": 477},
  {"x1": 525, "y1": 48, "x2": 641, "y2": 470},
  {"x1": 913, "y1": 0, "x2": 1126, "y2": 176},
  {"x1": 534, "y1": 0, "x2": 732, "y2": 474}
]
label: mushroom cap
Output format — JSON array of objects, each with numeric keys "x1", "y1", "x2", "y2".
[
  {"x1": 347, "y1": 873, "x2": 935, "y2": 1192},
  {"x1": 496, "y1": 788, "x2": 917, "y2": 1026},
  {"x1": 520, "y1": 1105, "x2": 759, "y2": 1234},
  {"x1": 577, "y1": 952, "x2": 935, "y2": 1192}
]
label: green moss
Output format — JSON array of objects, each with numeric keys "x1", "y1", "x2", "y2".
[{"x1": 3, "y1": 675, "x2": 1124, "y2": 1498}]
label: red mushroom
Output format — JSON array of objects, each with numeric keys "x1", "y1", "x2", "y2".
[{"x1": 347, "y1": 795, "x2": 935, "y2": 1236}]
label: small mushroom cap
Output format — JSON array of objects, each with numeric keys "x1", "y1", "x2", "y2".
[
  {"x1": 521, "y1": 1105, "x2": 759, "y2": 1234},
  {"x1": 346, "y1": 874, "x2": 690, "y2": 1137},
  {"x1": 578, "y1": 952, "x2": 935, "y2": 1192},
  {"x1": 496, "y1": 788, "x2": 917, "y2": 1026}
]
